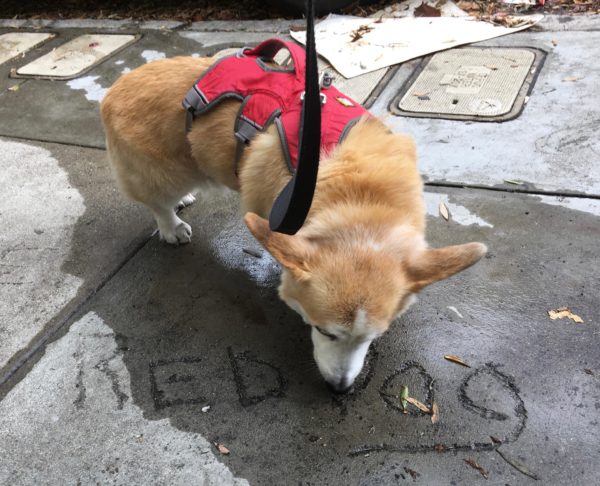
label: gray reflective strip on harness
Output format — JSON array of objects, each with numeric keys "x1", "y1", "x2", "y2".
[
  {"x1": 232, "y1": 99, "x2": 261, "y2": 175},
  {"x1": 183, "y1": 86, "x2": 208, "y2": 131}
]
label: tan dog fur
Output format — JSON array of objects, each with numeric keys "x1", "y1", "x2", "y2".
[{"x1": 101, "y1": 55, "x2": 486, "y2": 392}]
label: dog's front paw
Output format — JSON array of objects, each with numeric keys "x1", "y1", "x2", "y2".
[
  {"x1": 176, "y1": 194, "x2": 196, "y2": 209},
  {"x1": 160, "y1": 222, "x2": 192, "y2": 245}
]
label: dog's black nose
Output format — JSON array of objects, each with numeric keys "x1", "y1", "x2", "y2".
[{"x1": 327, "y1": 379, "x2": 352, "y2": 395}]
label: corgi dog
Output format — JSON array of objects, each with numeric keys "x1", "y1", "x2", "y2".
[{"x1": 100, "y1": 54, "x2": 486, "y2": 393}]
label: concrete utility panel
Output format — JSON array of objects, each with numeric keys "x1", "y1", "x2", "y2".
[
  {"x1": 16, "y1": 34, "x2": 138, "y2": 79},
  {"x1": 394, "y1": 47, "x2": 539, "y2": 121},
  {"x1": 0, "y1": 33, "x2": 55, "y2": 65}
]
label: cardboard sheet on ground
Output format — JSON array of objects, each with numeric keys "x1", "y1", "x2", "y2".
[{"x1": 290, "y1": 14, "x2": 543, "y2": 79}]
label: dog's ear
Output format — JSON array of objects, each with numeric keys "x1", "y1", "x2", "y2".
[
  {"x1": 406, "y1": 242, "x2": 487, "y2": 291},
  {"x1": 244, "y1": 212, "x2": 312, "y2": 280}
]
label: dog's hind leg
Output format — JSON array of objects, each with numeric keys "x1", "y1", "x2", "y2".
[
  {"x1": 176, "y1": 193, "x2": 196, "y2": 210},
  {"x1": 104, "y1": 136, "x2": 198, "y2": 245},
  {"x1": 151, "y1": 202, "x2": 193, "y2": 245}
]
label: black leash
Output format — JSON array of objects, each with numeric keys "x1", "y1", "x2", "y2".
[{"x1": 268, "y1": 0, "x2": 321, "y2": 235}]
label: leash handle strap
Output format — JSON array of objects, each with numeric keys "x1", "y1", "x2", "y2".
[{"x1": 268, "y1": 0, "x2": 321, "y2": 235}]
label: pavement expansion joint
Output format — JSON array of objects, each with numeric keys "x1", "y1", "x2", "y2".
[{"x1": 0, "y1": 232, "x2": 152, "y2": 391}]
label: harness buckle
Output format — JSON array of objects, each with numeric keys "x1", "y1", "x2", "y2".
[
  {"x1": 182, "y1": 86, "x2": 208, "y2": 132},
  {"x1": 235, "y1": 116, "x2": 261, "y2": 144},
  {"x1": 300, "y1": 91, "x2": 327, "y2": 105}
]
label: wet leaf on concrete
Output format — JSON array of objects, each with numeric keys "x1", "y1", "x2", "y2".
[
  {"x1": 547, "y1": 307, "x2": 584, "y2": 323},
  {"x1": 444, "y1": 354, "x2": 471, "y2": 367},
  {"x1": 400, "y1": 385, "x2": 409, "y2": 413},
  {"x1": 406, "y1": 396, "x2": 431, "y2": 413},
  {"x1": 215, "y1": 443, "x2": 230, "y2": 455},
  {"x1": 464, "y1": 458, "x2": 489, "y2": 479},
  {"x1": 496, "y1": 449, "x2": 539, "y2": 480},
  {"x1": 414, "y1": 2, "x2": 442, "y2": 17},
  {"x1": 431, "y1": 400, "x2": 440, "y2": 424},
  {"x1": 439, "y1": 201, "x2": 450, "y2": 221}
]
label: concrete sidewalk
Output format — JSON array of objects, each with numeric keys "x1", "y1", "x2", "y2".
[{"x1": 0, "y1": 14, "x2": 599, "y2": 485}]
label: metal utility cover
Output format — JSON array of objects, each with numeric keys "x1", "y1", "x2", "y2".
[
  {"x1": 0, "y1": 33, "x2": 55, "y2": 65},
  {"x1": 15, "y1": 34, "x2": 138, "y2": 79},
  {"x1": 212, "y1": 47, "x2": 389, "y2": 107},
  {"x1": 393, "y1": 47, "x2": 540, "y2": 121}
]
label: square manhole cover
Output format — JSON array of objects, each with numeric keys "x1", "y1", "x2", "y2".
[
  {"x1": 14, "y1": 34, "x2": 139, "y2": 80},
  {"x1": 391, "y1": 47, "x2": 544, "y2": 122},
  {"x1": 0, "y1": 33, "x2": 55, "y2": 65}
]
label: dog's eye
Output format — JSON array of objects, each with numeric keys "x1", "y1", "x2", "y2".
[{"x1": 316, "y1": 327, "x2": 338, "y2": 341}]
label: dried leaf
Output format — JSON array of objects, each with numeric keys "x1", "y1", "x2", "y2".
[
  {"x1": 350, "y1": 24, "x2": 373, "y2": 43},
  {"x1": 583, "y1": 368, "x2": 594, "y2": 375},
  {"x1": 439, "y1": 201, "x2": 449, "y2": 221},
  {"x1": 551, "y1": 39, "x2": 558, "y2": 46},
  {"x1": 496, "y1": 449, "x2": 539, "y2": 480},
  {"x1": 562, "y1": 76, "x2": 580, "y2": 82},
  {"x1": 431, "y1": 400, "x2": 440, "y2": 424},
  {"x1": 405, "y1": 396, "x2": 431, "y2": 413},
  {"x1": 88, "y1": 41, "x2": 100, "y2": 48},
  {"x1": 434, "y1": 443, "x2": 446, "y2": 452},
  {"x1": 403, "y1": 467, "x2": 420, "y2": 479},
  {"x1": 444, "y1": 354, "x2": 471, "y2": 368},
  {"x1": 8, "y1": 85, "x2": 19, "y2": 92},
  {"x1": 547, "y1": 307, "x2": 584, "y2": 323},
  {"x1": 215, "y1": 443, "x2": 230, "y2": 455},
  {"x1": 400, "y1": 385, "x2": 409, "y2": 413},
  {"x1": 414, "y1": 2, "x2": 442, "y2": 17},
  {"x1": 464, "y1": 458, "x2": 489, "y2": 479},
  {"x1": 490, "y1": 435, "x2": 502, "y2": 444},
  {"x1": 457, "y1": 0, "x2": 481, "y2": 12}
]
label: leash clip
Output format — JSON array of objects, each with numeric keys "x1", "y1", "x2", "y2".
[{"x1": 319, "y1": 71, "x2": 334, "y2": 89}]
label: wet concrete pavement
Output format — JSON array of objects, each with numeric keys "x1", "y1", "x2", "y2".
[{"x1": 0, "y1": 14, "x2": 599, "y2": 486}]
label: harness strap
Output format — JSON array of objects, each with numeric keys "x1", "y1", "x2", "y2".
[
  {"x1": 183, "y1": 86, "x2": 208, "y2": 132},
  {"x1": 245, "y1": 39, "x2": 306, "y2": 83}
]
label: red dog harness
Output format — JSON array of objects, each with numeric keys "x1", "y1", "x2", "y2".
[{"x1": 182, "y1": 39, "x2": 369, "y2": 172}]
